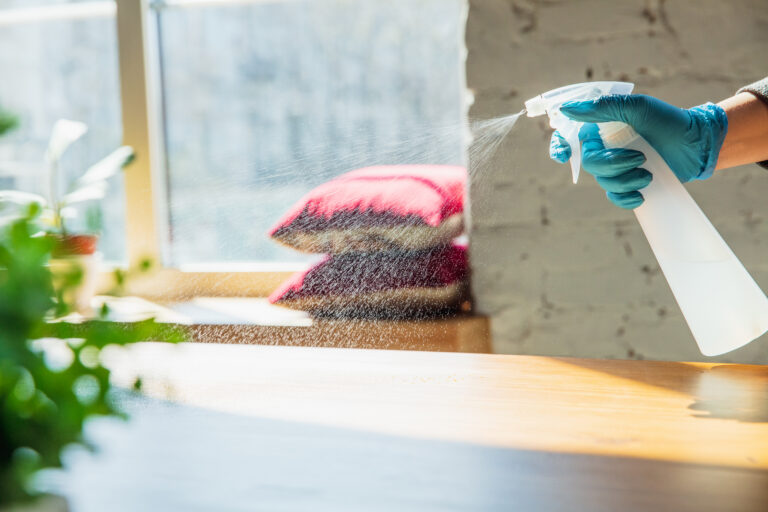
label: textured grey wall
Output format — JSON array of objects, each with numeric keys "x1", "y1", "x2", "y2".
[{"x1": 465, "y1": 0, "x2": 768, "y2": 363}]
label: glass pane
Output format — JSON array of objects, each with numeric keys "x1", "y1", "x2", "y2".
[
  {"x1": 158, "y1": 0, "x2": 466, "y2": 265},
  {"x1": 0, "y1": 4, "x2": 126, "y2": 262},
  {"x1": 0, "y1": 0, "x2": 107, "y2": 8}
]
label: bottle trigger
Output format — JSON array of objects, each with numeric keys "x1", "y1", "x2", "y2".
[{"x1": 563, "y1": 124, "x2": 581, "y2": 183}]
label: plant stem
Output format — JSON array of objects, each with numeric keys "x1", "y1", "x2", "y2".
[{"x1": 49, "y1": 160, "x2": 63, "y2": 233}]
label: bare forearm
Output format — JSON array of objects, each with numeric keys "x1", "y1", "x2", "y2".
[{"x1": 715, "y1": 92, "x2": 768, "y2": 170}]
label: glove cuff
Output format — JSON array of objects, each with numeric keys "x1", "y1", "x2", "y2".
[{"x1": 690, "y1": 103, "x2": 728, "y2": 180}]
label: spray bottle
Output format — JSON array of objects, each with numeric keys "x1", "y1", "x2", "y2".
[{"x1": 525, "y1": 81, "x2": 768, "y2": 356}]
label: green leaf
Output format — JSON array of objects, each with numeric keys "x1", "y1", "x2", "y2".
[
  {"x1": 139, "y1": 258, "x2": 153, "y2": 272},
  {"x1": 61, "y1": 182, "x2": 108, "y2": 205},
  {"x1": 0, "y1": 191, "x2": 47, "y2": 208},
  {"x1": 0, "y1": 107, "x2": 18, "y2": 137},
  {"x1": 72, "y1": 146, "x2": 134, "y2": 190},
  {"x1": 0, "y1": 211, "x2": 187, "y2": 504},
  {"x1": 45, "y1": 119, "x2": 87, "y2": 164}
]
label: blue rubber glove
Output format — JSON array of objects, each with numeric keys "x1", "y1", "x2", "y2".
[{"x1": 549, "y1": 94, "x2": 728, "y2": 209}]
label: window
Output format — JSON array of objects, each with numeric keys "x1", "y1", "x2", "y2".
[
  {"x1": 0, "y1": 0, "x2": 126, "y2": 262},
  {"x1": 0, "y1": 0, "x2": 467, "y2": 297},
  {"x1": 155, "y1": 0, "x2": 466, "y2": 265}
]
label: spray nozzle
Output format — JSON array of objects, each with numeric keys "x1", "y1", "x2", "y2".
[{"x1": 525, "y1": 81, "x2": 635, "y2": 183}]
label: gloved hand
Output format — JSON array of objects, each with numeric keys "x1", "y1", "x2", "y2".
[{"x1": 549, "y1": 94, "x2": 728, "y2": 209}]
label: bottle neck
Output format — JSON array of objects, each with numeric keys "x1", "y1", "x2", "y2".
[{"x1": 599, "y1": 121, "x2": 639, "y2": 148}]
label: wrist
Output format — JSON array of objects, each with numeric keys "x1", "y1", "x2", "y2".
[
  {"x1": 690, "y1": 103, "x2": 728, "y2": 180},
  {"x1": 716, "y1": 92, "x2": 768, "y2": 170}
]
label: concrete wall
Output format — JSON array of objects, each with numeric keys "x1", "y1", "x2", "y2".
[{"x1": 465, "y1": 0, "x2": 768, "y2": 363}]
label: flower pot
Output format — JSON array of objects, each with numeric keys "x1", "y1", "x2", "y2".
[
  {"x1": 49, "y1": 234, "x2": 101, "y2": 315},
  {"x1": 0, "y1": 495, "x2": 68, "y2": 512}
]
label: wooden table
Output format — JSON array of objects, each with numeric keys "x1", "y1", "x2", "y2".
[{"x1": 49, "y1": 343, "x2": 768, "y2": 511}]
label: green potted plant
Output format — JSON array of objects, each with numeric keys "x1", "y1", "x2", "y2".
[
  {"x1": 0, "y1": 207, "x2": 186, "y2": 511},
  {"x1": 0, "y1": 119, "x2": 133, "y2": 313}
]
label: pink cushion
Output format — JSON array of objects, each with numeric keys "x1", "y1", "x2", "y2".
[
  {"x1": 268, "y1": 165, "x2": 466, "y2": 253},
  {"x1": 269, "y1": 243, "x2": 469, "y2": 316}
]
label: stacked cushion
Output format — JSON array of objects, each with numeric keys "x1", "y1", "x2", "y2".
[
  {"x1": 268, "y1": 165, "x2": 469, "y2": 317},
  {"x1": 269, "y1": 165, "x2": 465, "y2": 253},
  {"x1": 269, "y1": 243, "x2": 468, "y2": 317}
]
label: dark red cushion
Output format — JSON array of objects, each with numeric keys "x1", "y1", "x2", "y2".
[
  {"x1": 269, "y1": 243, "x2": 469, "y2": 316},
  {"x1": 268, "y1": 165, "x2": 466, "y2": 253}
]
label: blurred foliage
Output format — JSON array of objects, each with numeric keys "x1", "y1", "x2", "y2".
[
  {"x1": 0, "y1": 107, "x2": 17, "y2": 137},
  {"x1": 107, "y1": 257, "x2": 155, "y2": 297},
  {"x1": 0, "y1": 207, "x2": 187, "y2": 505}
]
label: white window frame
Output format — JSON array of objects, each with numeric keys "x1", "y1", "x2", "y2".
[{"x1": 115, "y1": 0, "x2": 299, "y2": 300}]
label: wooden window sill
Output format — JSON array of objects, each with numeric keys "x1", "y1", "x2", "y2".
[{"x1": 90, "y1": 296, "x2": 491, "y2": 353}]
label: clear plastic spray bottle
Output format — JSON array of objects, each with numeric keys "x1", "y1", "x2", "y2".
[{"x1": 525, "y1": 81, "x2": 768, "y2": 356}]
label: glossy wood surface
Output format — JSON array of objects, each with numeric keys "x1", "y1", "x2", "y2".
[{"x1": 53, "y1": 343, "x2": 768, "y2": 511}]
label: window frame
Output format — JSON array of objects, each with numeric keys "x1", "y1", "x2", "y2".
[
  {"x1": 0, "y1": 0, "x2": 298, "y2": 299},
  {"x1": 115, "y1": 0, "x2": 301, "y2": 300},
  {"x1": 2, "y1": 0, "x2": 469, "y2": 301}
]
